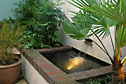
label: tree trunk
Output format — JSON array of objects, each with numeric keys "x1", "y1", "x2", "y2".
[{"x1": 112, "y1": 57, "x2": 125, "y2": 84}]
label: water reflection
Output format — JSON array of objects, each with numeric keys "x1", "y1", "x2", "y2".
[
  {"x1": 44, "y1": 50, "x2": 104, "y2": 73},
  {"x1": 67, "y1": 57, "x2": 85, "y2": 70}
]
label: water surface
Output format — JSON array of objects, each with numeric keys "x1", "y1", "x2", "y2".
[{"x1": 43, "y1": 49, "x2": 108, "y2": 73}]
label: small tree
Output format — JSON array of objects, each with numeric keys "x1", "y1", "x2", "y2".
[{"x1": 62, "y1": 0, "x2": 126, "y2": 83}]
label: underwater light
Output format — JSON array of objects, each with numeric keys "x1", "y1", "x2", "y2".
[{"x1": 67, "y1": 56, "x2": 85, "y2": 70}]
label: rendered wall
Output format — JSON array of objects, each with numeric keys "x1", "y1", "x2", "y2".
[
  {"x1": 0, "y1": 0, "x2": 20, "y2": 20},
  {"x1": 21, "y1": 55, "x2": 49, "y2": 84}
]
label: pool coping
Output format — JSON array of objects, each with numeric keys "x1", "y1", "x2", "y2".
[{"x1": 22, "y1": 46, "x2": 112, "y2": 84}]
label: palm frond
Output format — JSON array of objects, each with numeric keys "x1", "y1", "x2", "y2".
[{"x1": 62, "y1": 19, "x2": 88, "y2": 40}]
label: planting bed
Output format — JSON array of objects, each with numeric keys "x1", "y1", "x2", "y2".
[{"x1": 77, "y1": 73, "x2": 112, "y2": 84}]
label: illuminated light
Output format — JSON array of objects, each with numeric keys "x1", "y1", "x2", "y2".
[
  {"x1": 67, "y1": 65, "x2": 74, "y2": 70},
  {"x1": 67, "y1": 57, "x2": 85, "y2": 70}
]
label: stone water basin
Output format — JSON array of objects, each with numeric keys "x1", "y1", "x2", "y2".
[{"x1": 40, "y1": 48, "x2": 109, "y2": 74}]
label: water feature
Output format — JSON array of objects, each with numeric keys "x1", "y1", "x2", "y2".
[{"x1": 42, "y1": 48, "x2": 109, "y2": 74}]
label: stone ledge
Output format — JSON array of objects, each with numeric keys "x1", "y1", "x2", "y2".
[
  {"x1": 68, "y1": 65, "x2": 112, "y2": 80},
  {"x1": 36, "y1": 45, "x2": 72, "y2": 54}
]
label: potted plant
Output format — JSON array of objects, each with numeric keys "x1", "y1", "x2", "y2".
[
  {"x1": 62, "y1": 0, "x2": 126, "y2": 83},
  {"x1": 0, "y1": 19, "x2": 25, "y2": 84}
]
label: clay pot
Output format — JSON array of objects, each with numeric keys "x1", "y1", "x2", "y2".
[{"x1": 0, "y1": 59, "x2": 21, "y2": 84}]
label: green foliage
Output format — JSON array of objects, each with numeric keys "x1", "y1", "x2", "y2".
[
  {"x1": 62, "y1": 19, "x2": 88, "y2": 40},
  {"x1": 77, "y1": 75, "x2": 112, "y2": 84},
  {"x1": 82, "y1": 0, "x2": 126, "y2": 50},
  {"x1": 62, "y1": 0, "x2": 116, "y2": 40},
  {"x1": 0, "y1": 19, "x2": 25, "y2": 65},
  {"x1": 13, "y1": 0, "x2": 66, "y2": 49}
]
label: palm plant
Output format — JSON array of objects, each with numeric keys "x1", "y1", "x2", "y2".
[{"x1": 62, "y1": 0, "x2": 126, "y2": 83}]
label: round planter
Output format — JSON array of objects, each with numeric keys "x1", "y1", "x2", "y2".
[{"x1": 0, "y1": 59, "x2": 21, "y2": 84}]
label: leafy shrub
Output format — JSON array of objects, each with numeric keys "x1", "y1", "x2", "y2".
[{"x1": 13, "y1": 0, "x2": 66, "y2": 48}]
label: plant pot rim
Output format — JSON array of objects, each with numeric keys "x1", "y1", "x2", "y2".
[{"x1": 0, "y1": 58, "x2": 21, "y2": 69}]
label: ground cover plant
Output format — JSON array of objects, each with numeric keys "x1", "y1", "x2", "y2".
[
  {"x1": 77, "y1": 74, "x2": 126, "y2": 84},
  {"x1": 13, "y1": 0, "x2": 65, "y2": 48},
  {"x1": 62, "y1": 0, "x2": 126, "y2": 83},
  {"x1": 77, "y1": 74, "x2": 112, "y2": 84}
]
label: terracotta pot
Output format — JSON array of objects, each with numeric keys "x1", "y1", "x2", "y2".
[{"x1": 0, "y1": 59, "x2": 21, "y2": 84}]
